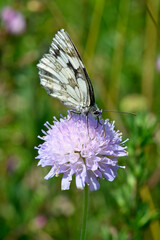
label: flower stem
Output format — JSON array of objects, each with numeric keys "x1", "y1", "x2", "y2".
[{"x1": 80, "y1": 185, "x2": 89, "y2": 240}]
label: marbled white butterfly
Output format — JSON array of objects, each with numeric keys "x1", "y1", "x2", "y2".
[{"x1": 37, "y1": 29, "x2": 102, "y2": 118}]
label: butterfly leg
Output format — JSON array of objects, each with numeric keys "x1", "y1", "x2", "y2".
[
  {"x1": 86, "y1": 114, "x2": 90, "y2": 138},
  {"x1": 68, "y1": 110, "x2": 77, "y2": 120},
  {"x1": 95, "y1": 117, "x2": 105, "y2": 137},
  {"x1": 86, "y1": 114, "x2": 94, "y2": 139},
  {"x1": 67, "y1": 111, "x2": 73, "y2": 121},
  {"x1": 70, "y1": 109, "x2": 79, "y2": 114},
  {"x1": 95, "y1": 117, "x2": 102, "y2": 129},
  {"x1": 68, "y1": 110, "x2": 81, "y2": 122}
]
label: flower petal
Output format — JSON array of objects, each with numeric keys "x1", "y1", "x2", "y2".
[
  {"x1": 86, "y1": 171, "x2": 100, "y2": 191},
  {"x1": 44, "y1": 166, "x2": 57, "y2": 179},
  {"x1": 61, "y1": 172, "x2": 73, "y2": 190},
  {"x1": 99, "y1": 163, "x2": 118, "y2": 181}
]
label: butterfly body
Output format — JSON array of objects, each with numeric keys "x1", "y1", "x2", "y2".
[{"x1": 37, "y1": 29, "x2": 102, "y2": 118}]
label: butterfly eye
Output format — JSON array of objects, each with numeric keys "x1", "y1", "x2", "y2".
[{"x1": 93, "y1": 110, "x2": 101, "y2": 117}]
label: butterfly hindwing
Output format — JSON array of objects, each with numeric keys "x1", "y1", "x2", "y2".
[{"x1": 37, "y1": 29, "x2": 95, "y2": 112}]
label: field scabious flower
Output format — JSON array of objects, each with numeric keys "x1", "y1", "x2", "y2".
[
  {"x1": 1, "y1": 6, "x2": 26, "y2": 35},
  {"x1": 36, "y1": 112, "x2": 128, "y2": 191}
]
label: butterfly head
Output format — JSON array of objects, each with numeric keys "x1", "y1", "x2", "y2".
[{"x1": 90, "y1": 105, "x2": 102, "y2": 118}]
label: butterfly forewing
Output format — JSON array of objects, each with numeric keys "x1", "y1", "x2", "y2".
[{"x1": 37, "y1": 29, "x2": 95, "y2": 113}]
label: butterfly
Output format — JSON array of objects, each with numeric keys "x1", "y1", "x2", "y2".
[{"x1": 37, "y1": 29, "x2": 102, "y2": 118}]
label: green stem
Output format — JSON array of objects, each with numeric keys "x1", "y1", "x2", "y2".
[{"x1": 80, "y1": 185, "x2": 89, "y2": 240}]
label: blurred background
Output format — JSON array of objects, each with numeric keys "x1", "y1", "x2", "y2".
[{"x1": 0, "y1": 0, "x2": 160, "y2": 239}]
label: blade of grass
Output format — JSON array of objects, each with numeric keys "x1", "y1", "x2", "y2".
[
  {"x1": 140, "y1": 185, "x2": 160, "y2": 240},
  {"x1": 141, "y1": 0, "x2": 159, "y2": 108},
  {"x1": 144, "y1": 0, "x2": 159, "y2": 37},
  {"x1": 83, "y1": 0, "x2": 105, "y2": 64},
  {"x1": 109, "y1": 0, "x2": 130, "y2": 105}
]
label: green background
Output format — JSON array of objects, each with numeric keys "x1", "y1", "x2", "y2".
[{"x1": 0, "y1": 0, "x2": 160, "y2": 239}]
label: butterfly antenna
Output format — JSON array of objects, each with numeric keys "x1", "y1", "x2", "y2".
[{"x1": 103, "y1": 110, "x2": 136, "y2": 116}]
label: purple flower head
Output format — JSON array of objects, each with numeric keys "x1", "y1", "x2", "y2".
[
  {"x1": 1, "y1": 6, "x2": 26, "y2": 35},
  {"x1": 36, "y1": 112, "x2": 128, "y2": 191}
]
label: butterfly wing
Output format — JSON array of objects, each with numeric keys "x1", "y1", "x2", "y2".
[{"x1": 37, "y1": 29, "x2": 95, "y2": 112}]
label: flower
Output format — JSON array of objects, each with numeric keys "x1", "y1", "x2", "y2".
[
  {"x1": 1, "y1": 6, "x2": 26, "y2": 35},
  {"x1": 34, "y1": 215, "x2": 47, "y2": 229},
  {"x1": 35, "y1": 112, "x2": 128, "y2": 191}
]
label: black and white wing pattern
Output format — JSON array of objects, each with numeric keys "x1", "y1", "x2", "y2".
[{"x1": 37, "y1": 29, "x2": 101, "y2": 117}]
